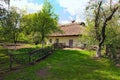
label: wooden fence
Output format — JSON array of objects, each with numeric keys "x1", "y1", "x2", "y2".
[{"x1": 7, "y1": 46, "x2": 55, "y2": 70}]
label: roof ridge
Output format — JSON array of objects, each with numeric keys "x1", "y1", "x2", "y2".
[{"x1": 60, "y1": 23, "x2": 81, "y2": 27}]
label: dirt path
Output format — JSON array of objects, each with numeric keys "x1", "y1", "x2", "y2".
[
  {"x1": 63, "y1": 48, "x2": 83, "y2": 50},
  {"x1": 1, "y1": 43, "x2": 33, "y2": 50}
]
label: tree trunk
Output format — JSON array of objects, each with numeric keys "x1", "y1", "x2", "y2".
[
  {"x1": 96, "y1": 44, "x2": 102, "y2": 57},
  {"x1": 41, "y1": 40, "x2": 44, "y2": 49},
  {"x1": 105, "y1": 45, "x2": 109, "y2": 56},
  {"x1": 93, "y1": 1, "x2": 119, "y2": 58},
  {"x1": 14, "y1": 42, "x2": 17, "y2": 50},
  {"x1": 105, "y1": 44, "x2": 110, "y2": 56}
]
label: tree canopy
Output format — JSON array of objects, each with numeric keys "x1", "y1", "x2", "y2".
[{"x1": 22, "y1": 0, "x2": 60, "y2": 47}]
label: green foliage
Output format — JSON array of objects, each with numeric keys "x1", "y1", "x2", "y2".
[
  {"x1": 84, "y1": 1, "x2": 120, "y2": 57},
  {"x1": 0, "y1": 8, "x2": 7, "y2": 20},
  {"x1": 20, "y1": 14, "x2": 35, "y2": 43},
  {"x1": 21, "y1": 0, "x2": 60, "y2": 45},
  {"x1": 81, "y1": 20, "x2": 98, "y2": 46},
  {"x1": 32, "y1": 0, "x2": 59, "y2": 44},
  {"x1": 0, "y1": 7, "x2": 22, "y2": 43},
  {"x1": 105, "y1": 16, "x2": 120, "y2": 57}
]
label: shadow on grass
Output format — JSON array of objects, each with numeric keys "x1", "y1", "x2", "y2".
[
  {"x1": 41, "y1": 50, "x2": 120, "y2": 80},
  {"x1": 0, "y1": 47, "x2": 40, "y2": 79},
  {"x1": 2, "y1": 49, "x2": 120, "y2": 80}
]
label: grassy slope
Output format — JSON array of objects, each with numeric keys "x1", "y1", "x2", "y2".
[
  {"x1": 0, "y1": 44, "x2": 41, "y2": 79},
  {"x1": 0, "y1": 45, "x2": 41, "y2": 72},
  {"x1": 3, "y1": 49, "x2": 120, "y2": 80}
]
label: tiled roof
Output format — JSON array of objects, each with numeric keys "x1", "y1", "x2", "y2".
[{"x1": 49, "y1": 23, "x2": 85, "y2": 37}]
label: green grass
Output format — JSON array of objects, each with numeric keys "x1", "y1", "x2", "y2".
[
  {"x1": 12, "y1": 47, "x2": 40, "y2": 54},
  {"x1": 0, "y1": 44, "x2": 52, "y2": 73},
  {"x1": 2, "y1": 49, "x2": 120, "y2": 80},
  {"x1": 0, "y1": 45, "x2": 41, "y2": 75},
  {"x1": 25, "y1": 44, "x2": 42, "y2": 48},
  {"x1": 0, "y1": 46, "x2": 9, "y2": 71}
]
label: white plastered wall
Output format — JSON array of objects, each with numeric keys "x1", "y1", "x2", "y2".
[{"x1": 47, "y1": 36, "x2": 82, "y2": 47}]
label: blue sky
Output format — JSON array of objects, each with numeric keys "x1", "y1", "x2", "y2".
[
  {"x1": 8, "y1": 0, "x2": 89, "y2": 24},
  {"x1": 5, "y1": 0, "x2": 119, "y2": 24}
]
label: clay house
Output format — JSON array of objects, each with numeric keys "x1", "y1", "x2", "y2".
[{"x1": 47, "y1": 22, "x2": 85, "y2": 48}]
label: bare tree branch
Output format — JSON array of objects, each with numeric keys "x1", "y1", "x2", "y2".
[
  {"x1": 100, "y1": 6, "x2": 119, "y2": 46},
  {"x1": 106, "y1": 6, "x2": 119, "y2": 21}
]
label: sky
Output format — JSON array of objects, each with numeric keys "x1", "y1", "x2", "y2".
[
  {"x1": 0, "y1": 0, "x2": 119, "y2": 24},
  {"x1": 7, "y1": 0, "x2": 89, "y2": 24}
]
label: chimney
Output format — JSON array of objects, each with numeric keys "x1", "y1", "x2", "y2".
[{"x1": 71, "y1": 20, "x2": 75, "y2": 23}]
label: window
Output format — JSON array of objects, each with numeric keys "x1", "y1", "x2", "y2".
[
  {"x1": 49, "y1": 39, "x2": 52, "y2": 43},
  {"x1": 56, "y1": 39, "x2": 59, "y2": 43}
]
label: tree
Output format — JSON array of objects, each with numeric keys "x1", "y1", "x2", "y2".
[
  {"x1": 1, "y1": 7, "x2": 22, "y2": 50},
  {"x1": 85, "y1": 0, "x2": 120, "y2": 57},
  {"x1": 0, "y1": 0, "x2": 10, "y2": 42},
  {"x1": 21, "y1": 13, "x2": 44, "y2": 44},
  {"x1": 0, "y1": 0, "x2": 10, "y2": 19},
  {"x1": 31, "y1": 0, "x2": 60, "y2": 48},
  {"x1": 105, "y1": 16, "x2": 120, "y2": 59}
]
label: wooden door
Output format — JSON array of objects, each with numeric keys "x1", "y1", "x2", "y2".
[{"x1": 69, "y1": 39, "x2": 73, "y2": 48}]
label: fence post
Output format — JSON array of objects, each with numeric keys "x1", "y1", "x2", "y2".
[
  {"x1": 53, "y1": 44, "x2": 55, "y2": 51},
  {"x1": 53, "y1": 45, "x2": 55, "y2": 51},
  {"x1": 9, "y1": 54, "x2": 13, "y2": 70},
  {"x1": 29, "y1": 54, "x2": 31, "y2": 64}
]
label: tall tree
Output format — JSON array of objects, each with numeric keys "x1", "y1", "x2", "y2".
[
  {"x1": 21, "y1": 13, "x2": 37, "y2": 44},
  {"x1": 86, "y1": 0, "x2": 120, "y2": 57},
  {"x1": 1, "y1": 7, "x2": 22, "y2": 50},
  {"x1": 0, "y1": 0, "x2": 10, "y2": 42},
  {"x1": 32, "y1": 0, "x2": 60, "y2": 48}
]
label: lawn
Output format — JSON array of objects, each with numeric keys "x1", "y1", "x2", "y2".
[
  {"x1": 0, "y1": 44, "x2": 42, "y2": 79},
  {"x1": 1, "y1": 49, "x2": 120, "y2": 80}
]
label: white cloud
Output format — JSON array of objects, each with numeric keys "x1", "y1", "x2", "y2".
[
  {"x1": 57, "y1": 0, "x2": 119, "y2": 23},
  {"x1": 57, "y1": 0, "x2": 89, "y2": 22},
  {"x1": 10, "y1": 0, "x2": 43, "y2": 13},
  {"x1": 57, "y1": 0, "x2": 89, "y2": 16},
  {"x1": 59, "y1": 20, "x2": 71, "y2": 24}
]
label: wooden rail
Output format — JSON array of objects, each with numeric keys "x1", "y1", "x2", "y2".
[{"x1": 7, "y1": 46, "x2": 55, "y2": 70}]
